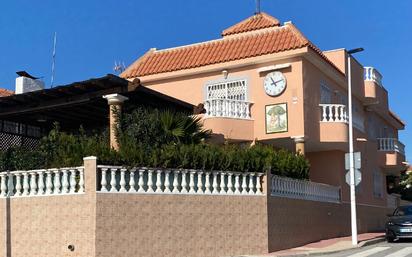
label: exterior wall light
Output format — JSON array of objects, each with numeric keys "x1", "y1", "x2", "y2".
[{"x1": 222, "y1": 70, "x2": 228, "y2": 79}]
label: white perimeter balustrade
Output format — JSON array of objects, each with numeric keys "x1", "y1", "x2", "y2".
[
  {"x1": 271, "y1": 175, "x2": 341, "y2": 203},
  {"x1": 377, "y1": 138, "x2": 406, "y2": 155},
  {"x1": 364, "y1": 67, "x2": 383, "y2": 86},
  {"x1": 97, "y1": 166, "x2": 264, "y2": 196},
  {"x1": 0, "y1": 167, "x2": 84, "y2": 197},
  {"x1": 204, "y1": 99, "x2": 252, "y2": 119},
  {"x1": 319, "y1": 104, "x2": 348, "y2": 123}
]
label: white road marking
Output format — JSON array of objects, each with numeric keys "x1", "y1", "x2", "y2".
[
  {"x1": 385, "y1": 247, "x2": 412, "y2": 257},
  {"x1": 346, "y1": 247, "x2": 390, "y2": 257}
]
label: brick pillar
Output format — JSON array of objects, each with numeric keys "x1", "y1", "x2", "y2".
[
  {"x1": 292, "y1": 136, "x2": 305, "y2": 155},
  {"x1": 103, "y1": 94, "x2": 128, "y2": 151}
]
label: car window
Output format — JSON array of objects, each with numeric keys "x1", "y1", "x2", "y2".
[{"x1": 394, "y1": 206, "x2": 412, "y2": 216}]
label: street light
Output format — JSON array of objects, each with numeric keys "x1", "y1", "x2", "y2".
[{"x1": 347, "y1": 47, "x2": 364, "y2": 246}]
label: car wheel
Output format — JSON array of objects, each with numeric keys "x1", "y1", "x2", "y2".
[{"x1": 386, "y1": 231, "x2": 396, "y2": 243}]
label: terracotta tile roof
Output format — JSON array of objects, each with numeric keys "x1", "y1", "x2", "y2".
[
  {"x1": 121, "y1": 15, "x2": 343, "y2": 79},
  {"x1": 222, "y1": 12, "x2": 280, "y2": 36},
  {"x1": 0, "y1": 88, "x2": 14, "y2": 97}
]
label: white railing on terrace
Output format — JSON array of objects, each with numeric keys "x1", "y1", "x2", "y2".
[
  {"x1": 271, "y1": 175, "x2": 341, "y2": 203},
  {"x1": 204, "y1": 99, "x2": 252, "y2": 119},
  {"x1": 97, "y1": 166, "x2": 264, "y2": 196},
  {"x1": 387, "y1": 194, "x2": 398, "y2": 209},
  {"x1": 364, "y1": 67, "x2": 383, "y2": 86},
  {"x1": 0, "y1": 167, "x2": 84, "y2": 197},
  {"x1": 377, "y1": 138, "x2": 405, "y2": 155},
  {"x1": 319, "y1": 104, "x2": 348, "y2": 122}
]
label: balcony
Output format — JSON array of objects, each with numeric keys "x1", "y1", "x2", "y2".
[
  {"x1": 364, "y1": 67, "x2": 387, "y2": 106},
  {"x1": 203, "y1": 99, "x2": 254, "y2": 142},
  {"x1": 377, "y1": 138, "x2": 406, "y2": 170},
  {"x1": 204, "y1": 99, "x2": 252, "y2": 119},
  {"x1": 364, "y1": 67, "x2": 383, "y2": 86},
  {"x1": 319, "y1": 104, "x2": 348, "y2": 143}
]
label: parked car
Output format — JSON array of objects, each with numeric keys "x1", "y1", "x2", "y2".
[{"x1": 386, "y1": 205, "x2": 412, "y2": 242}]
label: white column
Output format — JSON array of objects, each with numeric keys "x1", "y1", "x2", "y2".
[
  {"x1": 23, "y1": 173, "x2": 29, "y2": 196},
  {"x1": 212, "y1": 172, "x2": 219, "y2": 194},
  {"x1": 100, "y1": 168, "x2": 108, "y2": 192},
  {"x1": 197, "y1": 171, "x2": 203, "y2": 194},
  {"x1": 248, "y1": 173, "x2": 255, "y2": 195},
  {"x1": 29, "y1": 172, "x2": 37, "y2": 196},
  {"x1": 227, "y1": 173, "x2": 234, "y2": 195},
  {"x1": 219, "y1": 172, "x2": 226, "y2": 195},
  {"x1": 109, "y1": 168, "x2": 117, "y2": 193},
  {"x1": 241, "y1": 174, "x2": 248, "y2": 195},
  {"x1": 129, "y1": 169, "x2": 136, "y2": 193},
  {"x1": 137, "y1": 169, "x2": 145, "y2": 193},
  {"x1": 0, "y1": 174, "x2": 6, "y2": 197},
  {"x1": 234, "y1": 174, "x2": 241, "y2": 194},
  {"x1": 53, "y1": 169, "x2": 61, "y2": 194},
  {"x1": 38, "y1": 171, "x2": 45, "y2": 195},
  {"x1": 181, "y1": 170, "x2": 188, "y2": 193},
  {"x1": 147, "y1": 169, "x2": 154, "y2": 193},
  {"x1": 15, "y1": 174, "x2": 22, "y2": 196},
  {"x1": 61, "y1": 170, "x2": 69, "y2": 194},
  {"x1": 172, "y1": 170, "x2": 180, "y2": 193},
  {"x1": 204, "y1": 172, "x2": 211, "y2": 194},
  {"x1": 45, "y1": 171, "x2": 53, "y2": 195},
  {"x1": 256, "y1": 174, "x2": 263, "y2": 195},
  {"x1": 189, "y1": 171, "x2": 196, "y2": 194},
  {"x1": 164, "y1": 170, "x2": 171, "y2": 193},
  {"x1": 79, "y1": 168, "x2": 85, "y2": 193},
  {"x1": 155, "y1": 170, "x2": 163, "y2": 193},
  {"x1": 119, "y1": 168, "x2": 127, "y2": 193},
  {"x1": 69, "y1": 169, "x2": 77, "y2": 194}
]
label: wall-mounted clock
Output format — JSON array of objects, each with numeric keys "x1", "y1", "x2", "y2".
[{"x1": 263, "y1": 71, "x2": 287, "y2": 96}]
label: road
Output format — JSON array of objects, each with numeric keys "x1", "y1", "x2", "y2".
[{"x1": 318, "y1": 240, "x2": 412, "y2": 257}]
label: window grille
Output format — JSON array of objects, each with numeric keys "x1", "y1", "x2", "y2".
[
  {"x1": 373, "y1": 171, "x2": 383, "y2": 198},
  {"x1": 206, "y1": 80, "x2": 247, "y2": 101}
]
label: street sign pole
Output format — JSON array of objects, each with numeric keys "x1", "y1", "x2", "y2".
[{"x1": 347, "y1": 53, "x2": 358, "y2": 246}]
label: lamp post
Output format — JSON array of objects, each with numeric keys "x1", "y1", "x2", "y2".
[{"x1": 347, "y1": 47, "x2": 364, "y2": 246}]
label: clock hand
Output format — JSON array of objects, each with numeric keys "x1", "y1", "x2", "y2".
[
  {"x1": 274, "y1": 79, "x2": 283, "y2": 84},
  {"x1": 270, "y1": 77, "x2": 276, "y2": 85}
]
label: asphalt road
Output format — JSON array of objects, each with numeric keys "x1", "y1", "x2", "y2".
[{"x1": 319, "y1": 239, "x2": 412, "y2": 257}]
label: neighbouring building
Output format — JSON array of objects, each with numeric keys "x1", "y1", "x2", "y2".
[{"x1": 121, "y1": 12, "x2": 407, "y2": 209}]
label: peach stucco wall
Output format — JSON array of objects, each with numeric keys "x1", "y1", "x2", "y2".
[{"x1": 141, "y1": 54, "x2": 305, "y2": 143}]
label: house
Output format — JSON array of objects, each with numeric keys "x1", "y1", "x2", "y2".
[{"x1": 121, "y1": 12, "x2": 406, "y2": 209}]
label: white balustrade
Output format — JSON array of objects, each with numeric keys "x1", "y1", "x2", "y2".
[
  {"x1": 204, "y1": 99, "x2": 252, "y2": 119},
  {"x1": 364, "y1": 67, "x2": 383, "y2": 86},
  {"x1": 377, "y1": 138, "x2": 406, "y2": 155},
  {"x1": 0, "y1": 167, "x2": 84, "y2": 198},
  {"x1": 319, "y1": 104, "x2": 348, "y2": 123},
  {"x1": 97, "y1": 166, "x2": 264, "y2": 196},
  {"x1": 271, "y1": 175, "x2": 341, "y2": 203}
]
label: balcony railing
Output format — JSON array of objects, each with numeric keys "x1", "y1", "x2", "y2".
[
  {"x1": 319, "y1": 104, "x2": 348, "y2": 122},
  {"x1": 377, "y1": 138, "x2": 405, "y2": 155},
  {"x1": 97, "y1": 166, "x2": 264, "y2": 196},
  {"x1": 364, "y1": 67, "x2": 383, "y2": 86},
  {"x1": 204, "y1": 99, "x2": 252, "y2": 119},
  {"x1": 271, "y1": 175, "x2": 341, "y2": 203}
]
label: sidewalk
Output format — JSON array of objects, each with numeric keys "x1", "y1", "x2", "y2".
[{"x1": 243, "y1": 233, "x2": 385, "y2": 257}]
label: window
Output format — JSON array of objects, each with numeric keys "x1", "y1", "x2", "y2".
[
  {"x1": 373, "y1": 171, "x2": 383, "y2": 198},
  {"x1": 206, "y1": 79, "x2": 247, "y2": 101},
  {"x1": 320, "y1": 83, "x2": 332, "y2": 104}
]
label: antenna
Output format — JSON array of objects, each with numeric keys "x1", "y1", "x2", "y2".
[
  {"x1": 255, "y1": 0, "x2": 261, "y2": 14},
  {"x1": 50, "y1": 32, "x2": 57, "y2": 88},
  {"x1": 113, "y1": 61, "x2": 126, "y2": 74}
]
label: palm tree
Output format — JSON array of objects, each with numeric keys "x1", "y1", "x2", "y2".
[{"x1": 159, "y1": 110, "x2": 211, "y2": 144}]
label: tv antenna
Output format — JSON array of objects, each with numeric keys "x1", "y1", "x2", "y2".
[
  {"x1": 50, "y1": 32, "x2": 57, "y2": 87},
  {"x1": 113, "y1": 61, "x2": 126, "y2": 74},
  {"x1": 255, "y1": 0, "x2": 261, "y2": 14}
]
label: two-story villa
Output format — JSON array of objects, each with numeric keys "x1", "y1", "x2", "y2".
[{"x1": 121, "y1": 12, "x2": 406, "y2": 208}]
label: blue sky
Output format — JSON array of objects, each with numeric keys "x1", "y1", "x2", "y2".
[{"x1": 0, "y1": 0, "x2": 411, "y2": 160}]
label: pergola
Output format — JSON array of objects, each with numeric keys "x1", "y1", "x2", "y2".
[{"x1": 0, "y1": 74, "x2": 194, "y2": 150}]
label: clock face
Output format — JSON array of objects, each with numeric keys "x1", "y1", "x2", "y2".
[{"x1": 263, "y1": 71, "x2": 287, "y2": 96}]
